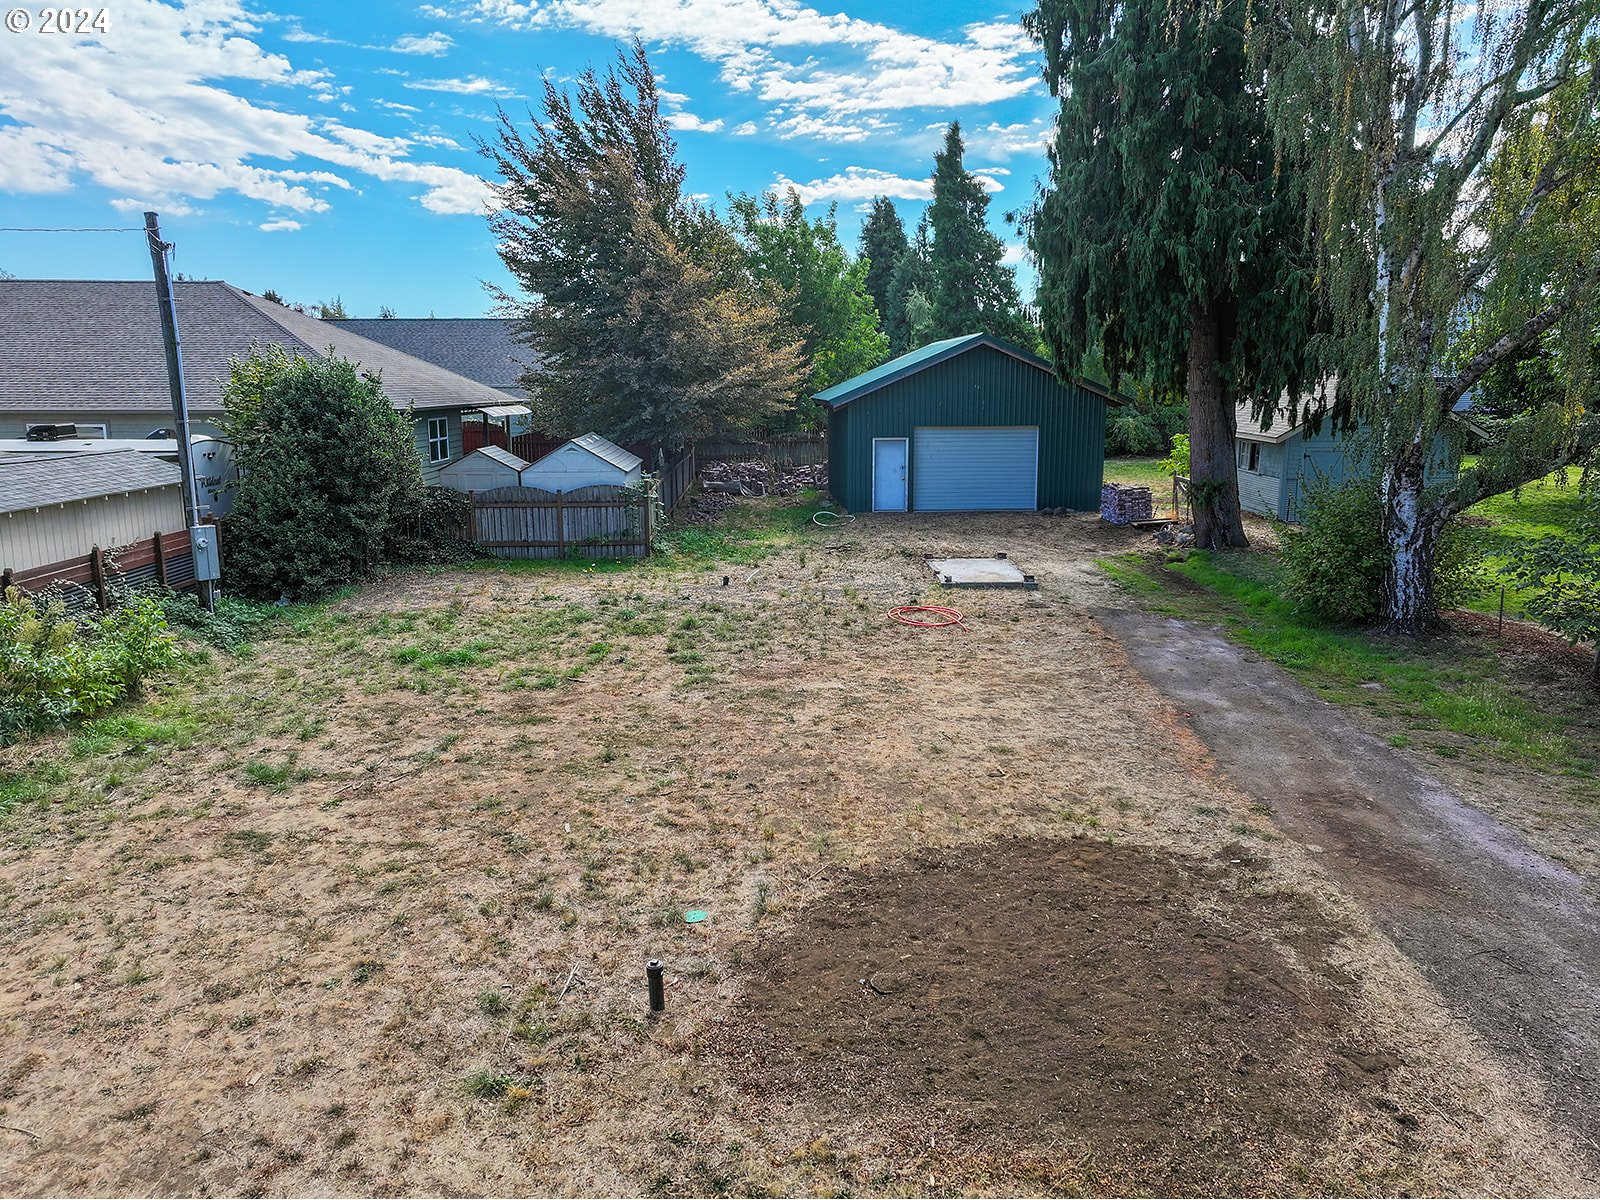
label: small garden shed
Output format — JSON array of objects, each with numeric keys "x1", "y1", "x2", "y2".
[
  {"x1": 522, "y1": 433, "x2": 643, "y2": 492},
  {"x1": 439, "y1": 446, "x2": 530, "y2": 493},
  {"x1": 816, "y1": 334, "x2": 1114, "y2": 513}
]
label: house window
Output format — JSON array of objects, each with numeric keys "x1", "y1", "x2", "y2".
[
  {"x1": 427, "y1": 416, "x2": 450, "y2": 463},
  {"x1": 1247, "y1": 442, "x2": 1261, "y2": 472}
]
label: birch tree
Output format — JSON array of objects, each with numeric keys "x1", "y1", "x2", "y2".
[{"x1": 1254, "y1": 0, "x2": 1600, "y2": 632}]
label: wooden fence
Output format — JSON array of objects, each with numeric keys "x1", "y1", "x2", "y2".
[
  {"x1": 468, "y1": 484, "x2": 650, "y2": 559},
  {"x1": 2, "y1": 529, "x2": 199, "y2": 615},
  {"x1": 657, "y1": 445, "x2": 697, "y2": 514},
  {"x1": 698, "y1": 434, "x2": 826, "y2": 468}
]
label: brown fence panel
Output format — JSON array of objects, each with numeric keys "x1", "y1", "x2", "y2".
[
  {"x1": 470, "y1": 484, "x2": 648, "y2": 559},
  {"x1": 3, "y1": 529, "x2": 198, "y2": 615}
]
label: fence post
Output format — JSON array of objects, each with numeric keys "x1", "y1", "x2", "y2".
[
  {"x1": 556, "y1": 490, "x2": 566, "y2": 556},
  {"x1": 90, "y1": 545, "x2": 109, "y2": 611},
  {"x1": 153, "y1": 531, "x2": 167, "y2": 588},
  {"x1": 1, "y1": 567, "x2": 12, "y2": 595},
  {"x1": 641, "y1": 483, "x2": 654, "y2": 557},
  {"x1": 467, "y1": 491, "x2": 478, "y2": 545}
]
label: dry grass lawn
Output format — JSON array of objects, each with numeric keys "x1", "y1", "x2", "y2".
[{"x1": 0, "y1": 502, "x2": 1587, "y2": 1196}]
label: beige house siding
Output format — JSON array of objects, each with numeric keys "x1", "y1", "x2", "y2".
[
  {"x1": 5, "y1": 411, "x2": 226, "y2": 440},
  {"x1": 1, "y1": 485, "x2": 186, "y2": 574}
]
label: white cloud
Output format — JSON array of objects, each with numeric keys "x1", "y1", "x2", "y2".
[
  {"x1": 446, "y1": 0, "x2": 1041, "y2": 125},
  {"x1": 773, "y1": 163, "x2": 1005, "y2": 206},
  {"x1": 260, "y1": 218, "x2": 303, "y2": 232},
  {"x1": 390, "y1": 31, "x2": 456, "y2": 55},
  {"x1": 732, "y1": 120, "x2": 758, "y2": 135},
  {"x1": 0, "y1": 0, "x2": 490, "y2": 219},
  {"x1": 1000, "y1": 242, "x2": 1029, "y2": 267},
  {"x1": 665, "y1": 112, "x2": 724, "y2": 132},
  {"x1": 772, "y1": 167, "x2": 931, "y2": 205},
  {"x1": 405, "y1": 74, "x2": 514, "y2": 95},
  {"x1": 770, "y1": 111, "x2": 894, "y2": 142},
  {"x1": 966, "y1": 119, "x2": 1053, "y2": 158}
]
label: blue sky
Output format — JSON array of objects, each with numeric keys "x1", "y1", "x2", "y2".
[{"x1": 0, "y1": 0, "x2": 1056, "y2": 317}]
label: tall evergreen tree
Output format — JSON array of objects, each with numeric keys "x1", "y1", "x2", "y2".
[
  {"x1": 884, "y1": 214, "x2": 935, "y2": 355},
  {"x1": 482, "y1": 43, "x2": 802, "y2": 450},
  {"x1": 858, "y1": 197, "x2": 909, "y2": 327},
  {"x1": 728, "y1": 189, "x2": 888, "y2": 430},
  {"x1": 1025, "y1": 0, "x2": 1318, "y2": 550},
  {"x1": 927, "y1": 123, "x2": 1035, "y2": 348}
]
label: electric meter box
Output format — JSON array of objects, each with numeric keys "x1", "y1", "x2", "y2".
[{"x1": 189, "y1": 524, "x2": 222, "y2": 582}]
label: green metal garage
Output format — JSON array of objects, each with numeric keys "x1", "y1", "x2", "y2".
[{"x1": 817, "y1": 334, "x2": 1114, "y2": 513}]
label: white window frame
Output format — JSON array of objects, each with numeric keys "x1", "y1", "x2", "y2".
[{"x1": 427, "y1": 416, "x2": 450, "y2": 464}]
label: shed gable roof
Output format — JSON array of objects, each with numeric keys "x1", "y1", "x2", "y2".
[
  {"x1": 0, "y1": 280, "x2": 514, "y2": 417},
  {"x1": 456, "y1": 445, "x2": 531, "y2": 471},
  {"x1": 812, "y1": 333, "x2": 1119, "y2": 409},
  {"x1": 0, "y1": 449, "x2": 182, "y2": 514}
]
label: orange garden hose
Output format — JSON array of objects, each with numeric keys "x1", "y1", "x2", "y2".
[{"x1": 888, "y1": 604, "x2": 970, "y2": 632}]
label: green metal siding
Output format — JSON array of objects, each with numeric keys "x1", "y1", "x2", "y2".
[{"x1": 827, "y1": 344, "x2": 1105, "y2": 512}]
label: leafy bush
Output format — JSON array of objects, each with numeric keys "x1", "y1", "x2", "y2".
[
  {"x1": 1282, "y1": 480, "x2": 1489, "y2": 625},
  {"x1": 222, "y1": 351, "x2": 426, "y2": 601},
  {"x1": 1506, "y1": 471, "x2": 1600, "y2": 680},
  {"x1": 1160, "y1": 433, "x2": 1191, "y2": 477},
  {"x1": 1105, "y1": 403, "x2": 1188, "y2": 457},
  {"x1": 394, "y1": 486, "x2": 479, "y2": 565},
  {"x1": 0, "y1": 589, "x2": 180, "y2": 745}
]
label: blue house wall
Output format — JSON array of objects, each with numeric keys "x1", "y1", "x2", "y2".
[{"x1": 1237, "y1": 423, "x2": 1459, "y2": 522}]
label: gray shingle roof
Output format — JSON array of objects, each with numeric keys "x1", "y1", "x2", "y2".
[
  {"x1": 0, "y1": 449, "x2": 182, "y2": 515},
  {"x1": 330, "y1": 318, "x2": 537, "y2": 397},
  {"x1": 0, "y1": 280, "x2": 516, "y2": 416}
]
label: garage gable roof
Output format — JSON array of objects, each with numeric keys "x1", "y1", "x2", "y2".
[
  {"x1": 0, "y1": 449, "x2": 181, "y2": 515},
  {"x1": 812, "y1": 333, "x2": 1119, "y2": 409}
]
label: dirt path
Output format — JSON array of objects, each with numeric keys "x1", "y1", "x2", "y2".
[{"x1": 1099, "y1": 607, "x2": 1600, "y2": 1166}]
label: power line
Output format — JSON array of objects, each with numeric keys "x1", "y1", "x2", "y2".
[{"x1": 0, "y1": 226, "x2": 145, "y2": 233}]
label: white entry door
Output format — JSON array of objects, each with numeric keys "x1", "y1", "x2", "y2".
[{"x1": 872, "y1": 437, "x2": 909, "y2": 512}]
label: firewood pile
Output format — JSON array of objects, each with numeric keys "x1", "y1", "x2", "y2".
[
  {"x1": 1100, "y1": 483, "x2": 1153, "y2": 525},
  {"x1": 700, "y1": 459, "x2": 828, "y2": 497},
  {"x1": 680, "y1": 491, "x2": 737, "y2": 524}
]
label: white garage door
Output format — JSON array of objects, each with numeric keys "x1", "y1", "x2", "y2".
[{"x1": 912, "y1": 426, "x2": 1039, "y2": 511}]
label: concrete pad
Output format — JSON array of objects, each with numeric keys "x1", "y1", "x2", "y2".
[{"x1": 927, "y1": 556, "x2": 1037, "y2": 589}]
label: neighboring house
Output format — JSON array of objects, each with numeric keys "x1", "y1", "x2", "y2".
[
  {"x1": 329, "y1": 318, "x2": 535, "y2": 400},
  {"x1": 439, "y1": 446, "x2": 531, "y2": 493},
  {"x1": 1234, "y1": 401, "x2": 1462, "y2": 522},
  {"x1": 0, "y1": 450, "x2": 184, "y2": 575},
  {"x1": 816, "y1": 334, "x2": 1116, "y2": 513},
  {"x1": 521, "y1": 434, "x2": 644, "y2": 492},
  {"x1": 0, "y1": 280, "x2": 519, "y2": 484}
]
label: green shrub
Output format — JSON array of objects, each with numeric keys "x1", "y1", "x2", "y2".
[
  {"x1": 0, "y1": 589, "x2": 180, "y2": 745},
  {"x1": 1282, "y1": 480, "x2": 1489, "y2": 625},
  {"x1": 221, "y1": 350, "x2": 426, "y2": 601},
  {"x1": 152, "y1": 589, "x2": 284, "y2": 651},
  {"x1": 1160, "y1": 433, "x2": 1191, "y2": 477},
  {"x1": 394, "y1": 486, "x2": 478, "y2": 565}
]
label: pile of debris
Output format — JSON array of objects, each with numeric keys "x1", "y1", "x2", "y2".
[
  {"x1": 680, "y1": 491, "x2": 736, "y2": 525},
  {"x1": 701, "y1": 459, "x2": 828, "y2": 497},
  {"x1": 1100, "y1": 483, "x2": 1153, "y2": 525}
]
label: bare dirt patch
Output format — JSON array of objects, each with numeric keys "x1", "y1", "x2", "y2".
[{"x1": 724, "y1": 837, "x2": 1392, "y2": 1195}]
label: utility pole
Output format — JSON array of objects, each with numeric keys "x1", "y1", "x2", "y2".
[{"x1": 145, "y1": 211, "x2": 218, "y2": 612}]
